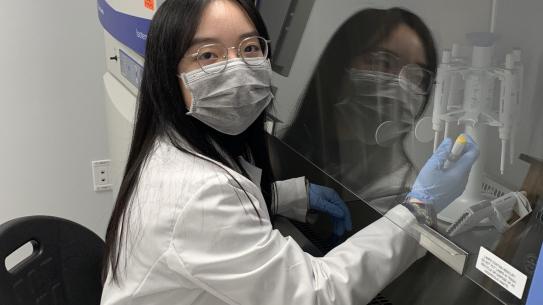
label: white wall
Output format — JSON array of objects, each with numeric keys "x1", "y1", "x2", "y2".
[{"x1": 0, "y1": 1, "x2": 113, "y2": 238}]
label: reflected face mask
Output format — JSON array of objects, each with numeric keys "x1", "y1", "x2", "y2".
[
  {"x1": 334, "y1": 69, "x2": 426, "y2": 146},
  {"x1": 178, "y1": 58, "x2": 273, "y2": 135}
]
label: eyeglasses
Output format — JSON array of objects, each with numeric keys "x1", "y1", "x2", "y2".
[
  {"x1": 184, "y1": 36, "x2": 270, "y2": 74},
  {"x1": 360, "y1": 50, "x2": 434, "y2": 95}
]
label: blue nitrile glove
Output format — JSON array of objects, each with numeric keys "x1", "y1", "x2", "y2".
[
  {"x1": 308, "y1": 183, "x2": 353, "y2": 237},
  {"x1": 408, "y1": 136, "x2": 479, "y2": 213}
]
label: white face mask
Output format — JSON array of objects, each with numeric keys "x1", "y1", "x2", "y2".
[{"x1": 178, "y1": 58, "x2": 273, "y2": 135}]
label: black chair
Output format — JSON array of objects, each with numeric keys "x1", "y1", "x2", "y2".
[{"x1": 0, "y1": 216, "x2": 104, "y2": 305}]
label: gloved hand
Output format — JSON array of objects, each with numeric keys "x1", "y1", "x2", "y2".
[
  {"x1": 408, "y1": 135, "x2": 479, "y2": 213},
  {"x1": 308, "y1": 183, "x2": 352, "y2": 237}
]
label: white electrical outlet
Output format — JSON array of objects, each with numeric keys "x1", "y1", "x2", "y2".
[{"x1": 92, "y1": 160, "x2": 112, "y2": 192}]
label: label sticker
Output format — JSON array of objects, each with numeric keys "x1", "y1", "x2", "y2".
[
  {"x1": 476, "y1": 247, "x2": 527, "y2": 299},
  {"x1": 144, "y1": 0, "x2": 155, "y2": 11}
]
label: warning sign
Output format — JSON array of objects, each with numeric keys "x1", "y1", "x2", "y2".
[{"x1": 144, "y1": 0, "x2": 155, "y2": 11}]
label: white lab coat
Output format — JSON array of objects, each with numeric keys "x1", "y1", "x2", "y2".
[{"x1": 100, "y1": 138, "x2": 425, "y2": 305}]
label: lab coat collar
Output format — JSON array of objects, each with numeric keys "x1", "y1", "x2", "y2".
[{"x1": 159, "y1": 132, "x2": 263, "y2": 187}]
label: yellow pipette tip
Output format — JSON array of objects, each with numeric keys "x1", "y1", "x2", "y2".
[{"x1": 456, "y1": 134, "x2": 467, "y2": 144}]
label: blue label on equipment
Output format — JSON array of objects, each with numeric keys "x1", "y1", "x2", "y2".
[
  {"x1": 97, "y1": 0, "x2": 150, "y2": 56},
  {"x1": 526, "y1": 242, "x2": 543, "y2": 305}
]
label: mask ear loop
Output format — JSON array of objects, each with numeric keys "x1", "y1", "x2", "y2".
[
  {"x1": 177, "y1": 72, "x2": 197, "y2": 114},
  {"x1": 176, "y1": 60, "x2": 237, "y2": 114},
  {"x1": 374, "y1": 88, "x2": 417, "y2": 147}
]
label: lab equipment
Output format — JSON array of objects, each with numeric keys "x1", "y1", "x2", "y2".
[
  {"x1": 432, "y1": 32, "x2": 526, "y2": 222},
  {"x1": 98, "y1": 0, "x2": 152, "y2": 196},
  {"x1": 443, "y1": 134, "x2": 468, "y2": 170},
  {"x1": 431, "y1": 49, "x2": 453, "y2": 152},
  {"x1": 308, "y1": 183, "x2": 352, "y2": 236},
  {"x1": 445, "y1": 191, "x2": 532, "y2": 236},
  {"x1": 408, "y1": 136, "x2": 479, "y2": 213}
]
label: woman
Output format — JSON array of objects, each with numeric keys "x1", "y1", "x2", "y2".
[{"x1": 100, "y1": 1, "x2": 478, "y2": 304}]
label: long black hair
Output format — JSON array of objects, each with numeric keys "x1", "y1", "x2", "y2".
[{"x1": 102, "y1": 0, "x2": 274, "y2": 284}]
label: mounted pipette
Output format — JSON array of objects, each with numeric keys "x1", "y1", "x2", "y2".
[{"x1": 429, "y1": 32, "x2": 525, "y2": 223}]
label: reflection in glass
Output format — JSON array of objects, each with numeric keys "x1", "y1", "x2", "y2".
[{"x1": 281, "y1": 8, "x2": 437, "y2": 211}]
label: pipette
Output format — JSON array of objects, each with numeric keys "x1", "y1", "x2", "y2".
[
  {"x1": 510, "y1": 49, "x2": 524, "y2": 165},
  {"x1": 432, "y1": 50, "x2": 452, "y2": 152},
  {"x1": 498, "y1": 54, "x2": 515, "y2": 175},
  {"x1": 446, "y1": 191, "x2": 531, "y2": 236}
]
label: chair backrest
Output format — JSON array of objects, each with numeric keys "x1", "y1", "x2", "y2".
[{"x1": 0, "y1": 216, "x2": 105, "y2": 305}]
